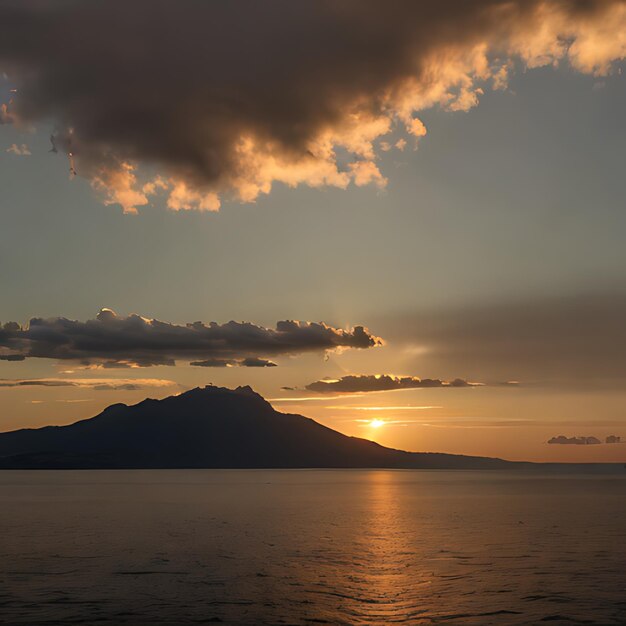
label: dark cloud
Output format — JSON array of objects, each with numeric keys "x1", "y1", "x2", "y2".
[
  {"x1": 190, "y1": 357, "x2": 277, "y2": 368},
  {"x1": 0, "y1": 1, "x2": 623, "y2": 212},
  {"x1": 305, "y1": 374, "x2": 479, "y2": 394},
  {"x1": 0, "y1": 308, "x2": 381, "y2": 368},
  {"x1": 239, "y1": 357, "x2": 278, "y2": 368},
  {"x1": 189, "y1": 359, "x2": 234, "y2": 368},
  {"x1": 381, "y1": 294, "x2": 626, "y2": 389},
  {"x1": 548, "y1": 436, "x2": 602, "y2": 445},
  {"x1": 548, "y1": 434, "x2": 623, "y2": 445}
]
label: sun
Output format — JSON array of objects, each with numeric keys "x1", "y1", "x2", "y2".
[{"x1": 369, "y1": 419, "x2": 385, "y2": 429}]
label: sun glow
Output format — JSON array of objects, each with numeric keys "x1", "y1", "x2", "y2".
[{"x1": 369, "y1": 419, "x2": 385, "y2": 429}]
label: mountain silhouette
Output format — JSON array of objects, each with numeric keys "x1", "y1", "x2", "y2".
[{"x1": 0, "y1": 385, "x2": 517, "y2": 469}]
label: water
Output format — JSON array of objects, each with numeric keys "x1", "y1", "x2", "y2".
[{"x1": 1, "y1": 470, "x2": 625, "y2": 625}]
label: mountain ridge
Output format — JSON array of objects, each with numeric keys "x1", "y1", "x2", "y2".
[{"x1": 0, "y1": 385, "x2": 520, "y2": 469}]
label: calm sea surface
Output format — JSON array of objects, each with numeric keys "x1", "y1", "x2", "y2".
[{"x1": 1, "y1": 469, "x2": 625, "y2": 625}]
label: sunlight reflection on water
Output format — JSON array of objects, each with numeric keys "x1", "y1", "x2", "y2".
[{"x1": 1, "y1": 469, "x2": 625, "y2": 625}]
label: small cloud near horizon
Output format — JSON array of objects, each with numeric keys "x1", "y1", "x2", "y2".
[{"x1": 548, "y1": 435, "x2": 623, "y2": 445}]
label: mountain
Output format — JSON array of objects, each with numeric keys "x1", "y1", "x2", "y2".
[{"x1": 0, "y1": 385, "x2": 517, "y2": 469}]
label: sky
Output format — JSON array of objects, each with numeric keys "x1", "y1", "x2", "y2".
[{"x1": 1, "y1": 0, "x2": 626, "y2": 462}]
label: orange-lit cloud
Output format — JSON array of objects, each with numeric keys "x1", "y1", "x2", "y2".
[
  {"x1": 6, "y1": 143, "x2": 30, "y2": 156},
  {"x1": 0, "y1": 1, "x2": 624, "y2": 212}
]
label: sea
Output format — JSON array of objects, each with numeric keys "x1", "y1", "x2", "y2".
[{"x1": 1, "y1": 469, "x2": 625, "y2": 625}]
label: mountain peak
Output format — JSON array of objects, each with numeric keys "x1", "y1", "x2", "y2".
[
  {"x1": 176, "y1": 384, "x2": 267, "y2": 403},
  {"x1": 234, "y1": 384, "x2": 264, "y2": 398},
  {"x1": 155, "y1": 384, "x2": 273, "y2": 415}
]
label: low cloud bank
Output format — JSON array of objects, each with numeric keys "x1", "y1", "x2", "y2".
[
  {"x1": 304, "y1": 374, "x2": 480, "y2": 394},
  {"x1": 0, "y1": 378, "x2": 176, "y2": 391}
]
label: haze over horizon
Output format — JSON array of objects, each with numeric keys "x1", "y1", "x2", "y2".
[{"x1": 2, "y1": 0, "x2": 626, "y2": 463}]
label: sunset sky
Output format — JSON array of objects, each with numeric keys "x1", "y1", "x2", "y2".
[{"x1": 1, "y1": 0, "x2": 625, "y2": 462}]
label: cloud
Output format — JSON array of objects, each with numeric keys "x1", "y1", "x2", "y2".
[
  {"x1": 0, "y1": 378, "x2": 176, "y2": 390},
  {"x1": 0, "y1": 1, "x2": 624, "y2": 213},
  {"x1": 0, "y1": 308, "x2": 381, "y2": 368},
  {"x1": 239, "y1": 357, "x2": 278, "y2": 368},
  {"x1": 188, "y1": 359, "x2": 235, "y2": 368},
  {"x1": 304, "y1": 374, "x2": 479, "y2": 394},
  {"x1": 6, "y1": 143, "x2": 30, "y2": 156},
  {"x1": 0, "y1": 354, "x2": 25, "y2": 361},
  {"x1": 548, "y1": 434, "x2": 624, "y2": 444},
  {"x1": 381, "y1": 294, "x2": 626, "y2": 389},
  {"x1": 190, "y1": 357, "x2": 277, "y2": 368},
  {"x1": 548, "y1": 435, "x2": 602, "y2": 445}
]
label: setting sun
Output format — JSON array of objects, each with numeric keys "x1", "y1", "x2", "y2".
[{"x1": 370, "y1": 419, "x2": 385, "y2": 429}]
